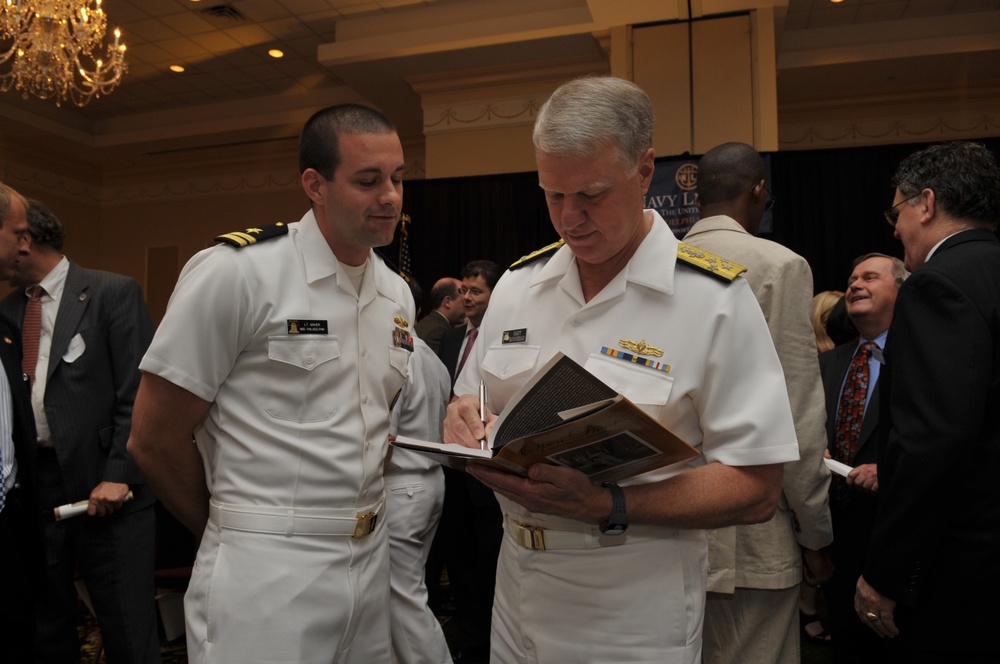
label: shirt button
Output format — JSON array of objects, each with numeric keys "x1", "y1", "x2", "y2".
[
  {"x1": 572, "y1": 319, "x2": 582, "y2": 327},
  {"x1": 362, "y1": 395, "x2": 369, "y2": 404},
  {"x1": 304, "y1": 356, "x2": 314, "y2": 365},
  {"x1": 362, "y1": 349, "x2": 368, "y2": 358},
  {"x1": 501, "y1": 365, "x2": 509, "y2": 376}
]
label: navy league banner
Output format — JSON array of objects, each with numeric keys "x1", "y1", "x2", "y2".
[{"x1": 647, "y1": 156, "x2": 772, "y2": 238}]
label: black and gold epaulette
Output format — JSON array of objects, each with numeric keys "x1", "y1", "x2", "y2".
[
  {"x1": 214, "y1": 223, "x2": 289, "y2": 248},
  {"x1": 510, "y1": 239, "x2": 565, "y2": 270},
  {"x1": 676, "y1": 242, "x2": 747, "y2": 283}
]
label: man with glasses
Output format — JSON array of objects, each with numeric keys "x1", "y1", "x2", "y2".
[
  {"x1": 684, "y1": 142, "x2": 834, "y2": 664},
  {"x1": 855, "y1": 141, "x2": 1000, "y2": 662},
  {"x1": 434, "y1": 258, "x2": 502, "y2": 661}
]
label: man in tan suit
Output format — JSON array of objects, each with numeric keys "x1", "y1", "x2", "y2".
[{"x1": 684, "y1": 142, "x2": 833, "y2": 664}]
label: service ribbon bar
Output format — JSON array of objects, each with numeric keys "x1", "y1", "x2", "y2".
[{"x1": 599, "y1": 346, "x2": 671, "y2": 373}]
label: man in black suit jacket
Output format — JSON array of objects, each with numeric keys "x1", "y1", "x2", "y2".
[
  {"x1": 0, "y1": 200, "x2": 159, "y2": 663},
  {"x1": 0, "y1": 182, "x2": 42, "y2": 662},
  {"x1": 856, "y1": 141, "x2": 1000, "y2": 663},
  {"x1": 414, "y1": 277, "x2": 464, "y2": 353},
  {"x1": 820, "y1": 252, "x2": 906, "y2": 664}
]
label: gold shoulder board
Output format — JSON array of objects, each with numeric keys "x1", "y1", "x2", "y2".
[
  {"x1": 676, "y1": 242, "x2": 748, "y2": 283},
  {"x1": 214, "y1": 222, "x2": 289, "y2": 248},
  {"x1": 510, "y1": 239, "x2": 565, "y2": 270}
]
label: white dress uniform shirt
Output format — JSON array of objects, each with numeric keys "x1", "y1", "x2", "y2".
[
  {"x1": 454, "y1": 212, "x2": 798, "y2": 664},
  {"x1": 141, "y1": 209, "x2": 414, "y2": 664}
]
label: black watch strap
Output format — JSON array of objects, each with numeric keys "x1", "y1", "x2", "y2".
[{"x1": 599, "y1": 481, "x2": 628, "y2": 535}]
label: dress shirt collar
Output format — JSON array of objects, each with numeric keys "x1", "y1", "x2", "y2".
[{"x1": 30, "y1": 255, "x2": 69, "y2": 304}]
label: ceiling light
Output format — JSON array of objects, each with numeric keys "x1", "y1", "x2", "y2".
[
  {"x1": 0, "y1": 0, "x2": 128, "y2": 107},
  {"x1": 268, "y1": 49, "x2": 284, "y2": 59},
  {"x1": 169, "y1": 65, "x2": 185, "y2": 73}
]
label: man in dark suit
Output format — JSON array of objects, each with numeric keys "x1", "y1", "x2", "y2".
[
  {"x1": 414, "y1": 277, "x2": 464, "y2": 353},
  {"x1": 433, "y1": 258, "x2": 502, "y2": 661},
  {"x1": 0, "y1": 182, "x2": 42, "y2": 662},
  {"x1": 855, "y1": 141, "x2": 1000, "y2": 663},
  {"x1": 437, "y1": 260, "x2": 501, "y2": 383},
  {"x1": 820, "y1": 252, "x2": 906, "y2": 664},
  {"x1": 0, "y1": 200, "x2": 159, "y2": 663}
]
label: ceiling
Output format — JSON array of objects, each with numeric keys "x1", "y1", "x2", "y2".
[{"x1": 1, "y1": 0, "x2": 998, "y2": 160}]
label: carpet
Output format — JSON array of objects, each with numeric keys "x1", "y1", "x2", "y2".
[{"x1": 78, "y1": 600, "x2": 188, "y2": 664}]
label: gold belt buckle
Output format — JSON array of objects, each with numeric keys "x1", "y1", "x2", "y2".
[
  {"x1": 513, "y1": 523, "x2": 546, "y2": 551},
  {"x1": 353, "y1": 511, "x2": 378, "y2": 538}
]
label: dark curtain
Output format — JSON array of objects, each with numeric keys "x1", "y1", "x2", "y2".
[
  {"x1": 390, "y1": 138, "x2": 1000, "y2": 310},
  {"x1": 765, "y1": 137, "x2": 1000, "y2": 292},
  {"x1": 389, "y1": 171, "x2": 555, "y2": 312}
]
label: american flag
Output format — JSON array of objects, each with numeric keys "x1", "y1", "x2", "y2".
[{"x1": 399, "y1": 213, "x2": 413, "y2": 277}]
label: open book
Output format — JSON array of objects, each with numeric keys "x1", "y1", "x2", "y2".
[{"x1": 391, "y1": 352, "x2": 699, "y2": 483}]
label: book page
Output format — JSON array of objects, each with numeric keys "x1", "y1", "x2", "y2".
[
  {"x1": 392, "y1": 435, "x2": 493, "y2": 459},
  {"x1": 491, "y1": 353, "x2": 618, "y2": 448}
]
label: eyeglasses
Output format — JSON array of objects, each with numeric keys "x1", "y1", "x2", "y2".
[
  {"x1": 751, "y1": 182, "x2": 776, "y2": 211},
  {"x1": 884, "y1": 192, "x2": 921, "y2": 227}
]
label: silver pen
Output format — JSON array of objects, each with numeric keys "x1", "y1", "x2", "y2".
[{"x1": 479, "y1": 379, "x2": 488, "y2": 451}]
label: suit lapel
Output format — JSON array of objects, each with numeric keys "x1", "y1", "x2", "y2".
[
  {"x1": 6, "y1": 291, "x2": 27, "y2": 332},
  {"x1": 855, "y1": 378, "x2": 880, "y2": 455},
  {"x1": 821, "y1": 344, "x2": 853, "y2": 443},
  {"x1": 48, "y1": 264, "x2": 90, "y2": 381}
]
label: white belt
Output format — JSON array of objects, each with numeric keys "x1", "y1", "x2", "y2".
[
  {"x1": 503, "y1": 514, "x2": 628, "y2": 551},
  {"x1": 209, "y1": 497, "x2": 384, "y2": 538}
]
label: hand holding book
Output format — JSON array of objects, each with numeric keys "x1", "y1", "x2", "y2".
[{"x1": 398, "y1": 353, "x2": 699, "y2": 483}]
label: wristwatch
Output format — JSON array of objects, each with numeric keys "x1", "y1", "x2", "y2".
[{"x1": 599, "y1": 481, "x2": 628, "y2": 535}]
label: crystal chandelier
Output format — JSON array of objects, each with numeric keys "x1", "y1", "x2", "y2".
[{"x1": 0, "y1": 0, "x2": 127, "y2": 107}]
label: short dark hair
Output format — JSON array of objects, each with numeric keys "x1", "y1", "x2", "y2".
[
  {"x1": 461, "y1": 259, "x2": 502, "y2": 291},
  {"x1": 696, "y1": 142, "x2": 765, "y2": 206},
  {"x1": 892, "y1": 141, "x2": 1000, "y2": 231},
  {"x1": 26, "y1": 199, "x2": 64, "y2": 251},
  {"x1": 429, "y1": 279, "x2": 459, "y2": 309},
  {"x1": 298, "y1": 104, "x2": 397, "y2": 180}
]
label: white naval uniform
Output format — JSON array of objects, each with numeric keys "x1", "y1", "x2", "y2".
[
  {"x1": 385, "y1": 336, "x2": 452, "y2": 664},
  {"x1": 454, "y1": 212, "x2": 799, "y2": 664},
  {"x1": 141, "y1": 210, "x2": 414, "y2": 664}
]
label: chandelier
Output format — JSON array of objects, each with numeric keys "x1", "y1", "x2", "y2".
[{"x1": 0, "y1": 0, "x2": 127, "y2": 107}]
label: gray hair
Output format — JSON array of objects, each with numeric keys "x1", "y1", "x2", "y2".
[
  {"x1": 533, "y1": 76, "x2": 654, "y2": 172},
  {"x1": 893, "y1": 141, "x2": 1000, "y2": 231},
  {"x1": 852, "y1": 252, "x2": 909, "y2": 287},
  {"x1": 0, "y1": 182, "x2": 28, "y2": 229}
]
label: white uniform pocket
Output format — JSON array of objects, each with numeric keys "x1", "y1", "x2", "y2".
[
  {"x1": 265, "y1": 336, "x2": 341, "y2": 422},
  {"x1": 480, "y1": 345, "x2": 541, "y2": 410},
  {"x1": 583, "y1": 353, "x2": 674, "y2": 410}
]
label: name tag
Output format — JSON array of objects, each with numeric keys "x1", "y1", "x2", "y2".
[
  {"x1": 502, "y1": 328, "x2": 527, "y2": 344},
  {"x1": 287, "y1": 319, "x2": 328, "y2": 334}
]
